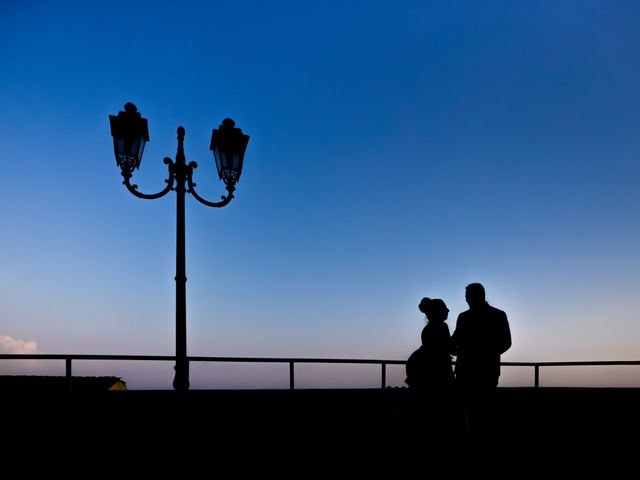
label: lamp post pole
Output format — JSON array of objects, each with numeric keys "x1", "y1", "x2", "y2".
[
  {"x1": 174, "y1": 126, "x2": 188, "y2": 391},
  {"x1": 109, "y1": 103, "x2": 249, "y2": 391}
]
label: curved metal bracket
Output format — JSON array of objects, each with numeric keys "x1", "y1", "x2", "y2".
[
  {"x1": 122, "y1": 157, "x2": 176, "y2": 200},
  {"x1": 186, "y1": 161, "x2": 236, "y2": 208}
]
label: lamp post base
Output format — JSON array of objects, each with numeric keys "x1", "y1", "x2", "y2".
[{"x1": 173, "y1": 363, "x2": 190, "y2": 391}]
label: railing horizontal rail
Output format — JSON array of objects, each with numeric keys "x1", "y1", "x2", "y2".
[
  {"x1": 501, "y1": 360, "x2": 640, "y2": 366},
  {"x1": 187, "y1": 356, "x2": 408, "y2": 365},
  {"x1": 2, "y1": 355, "x2": 639, "y2": 390},
  {"x1": 4, "y1": 354, "x2": 640, "y2": 366},
  {"x1": 0, "y1": 354, "x2": 176, "y2": 361}
]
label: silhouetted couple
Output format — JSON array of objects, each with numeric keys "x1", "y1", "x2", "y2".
[{"x1": 405, "y1": 282, "x2": 512, "y2": 442}]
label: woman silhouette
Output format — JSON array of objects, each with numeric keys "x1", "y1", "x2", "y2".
[
  {"x1": 406, "y1": 297, "x2": 455, "y2": 390},
  {"x1": 405, "y1": 297, "x2": 462, "y2": 440}
]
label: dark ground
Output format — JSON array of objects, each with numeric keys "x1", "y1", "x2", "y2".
[{"x1": 5, "y1": 387, "x2": 638, "y2": 471}]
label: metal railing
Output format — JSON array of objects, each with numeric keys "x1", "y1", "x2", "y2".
[
  {"x1": 1, "y1": 354, "x2": 639, "y2": 391},
  {"x1": 501, "y1": 360, "x2": 640, "y2": 389}
]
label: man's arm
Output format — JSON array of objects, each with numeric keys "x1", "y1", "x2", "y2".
[
  {"x1": 498, "y1": 310, "x2": 512, "y2": 354},
  {"x1": 450, "y1": 314, "x2": 463, "y2": 355}
]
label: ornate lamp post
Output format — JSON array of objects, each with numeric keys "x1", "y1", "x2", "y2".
[{"x1": 109, "y1": 102, "x2": 249, "y2": 391}]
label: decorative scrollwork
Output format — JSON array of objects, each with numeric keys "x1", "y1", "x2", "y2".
[
  {"x1": 121, "y1": 157, "x2": 176, "y2": 200},
  {"x1": 186, "y1": 160, "x2": 236, "y2": 208}
]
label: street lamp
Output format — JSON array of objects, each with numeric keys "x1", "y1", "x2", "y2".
[{"x1": 109, "y1": 102, "x2": 249, "y2": 391}]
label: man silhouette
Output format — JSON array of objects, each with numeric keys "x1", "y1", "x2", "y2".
[{"x1": 451, "y1": 283, "x2": 511, "y2": 438}]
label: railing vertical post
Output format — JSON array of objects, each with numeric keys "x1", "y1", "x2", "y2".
[
  {"x1": 534, "y1": 364, "x2": 540, "y2": 388},
  {"x1": 289, "y1": 361, "x2": 295, "y2": 390},
  {"x1": 66, "y1": 358, "x2": 73, "y2": 392},
  {"x1": 381, "y1": 362, "x2": 387, "y2": 388}
]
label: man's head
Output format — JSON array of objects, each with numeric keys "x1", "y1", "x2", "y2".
[{"x1": 465, "y1": 283, "x2": 486, "y2": 309}]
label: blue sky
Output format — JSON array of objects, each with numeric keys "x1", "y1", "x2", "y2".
[{"x1": 1, "y1": 1, "x2": 639, "y2": 388}]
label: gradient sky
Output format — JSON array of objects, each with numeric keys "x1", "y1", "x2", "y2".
[{"x1": 1, "y1": 1, "x2": 639, "y2": 388}]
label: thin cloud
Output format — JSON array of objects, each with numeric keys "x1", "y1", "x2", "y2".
[{"x1": 0, "y1": 335, "x2": 38, "y2": 354}]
